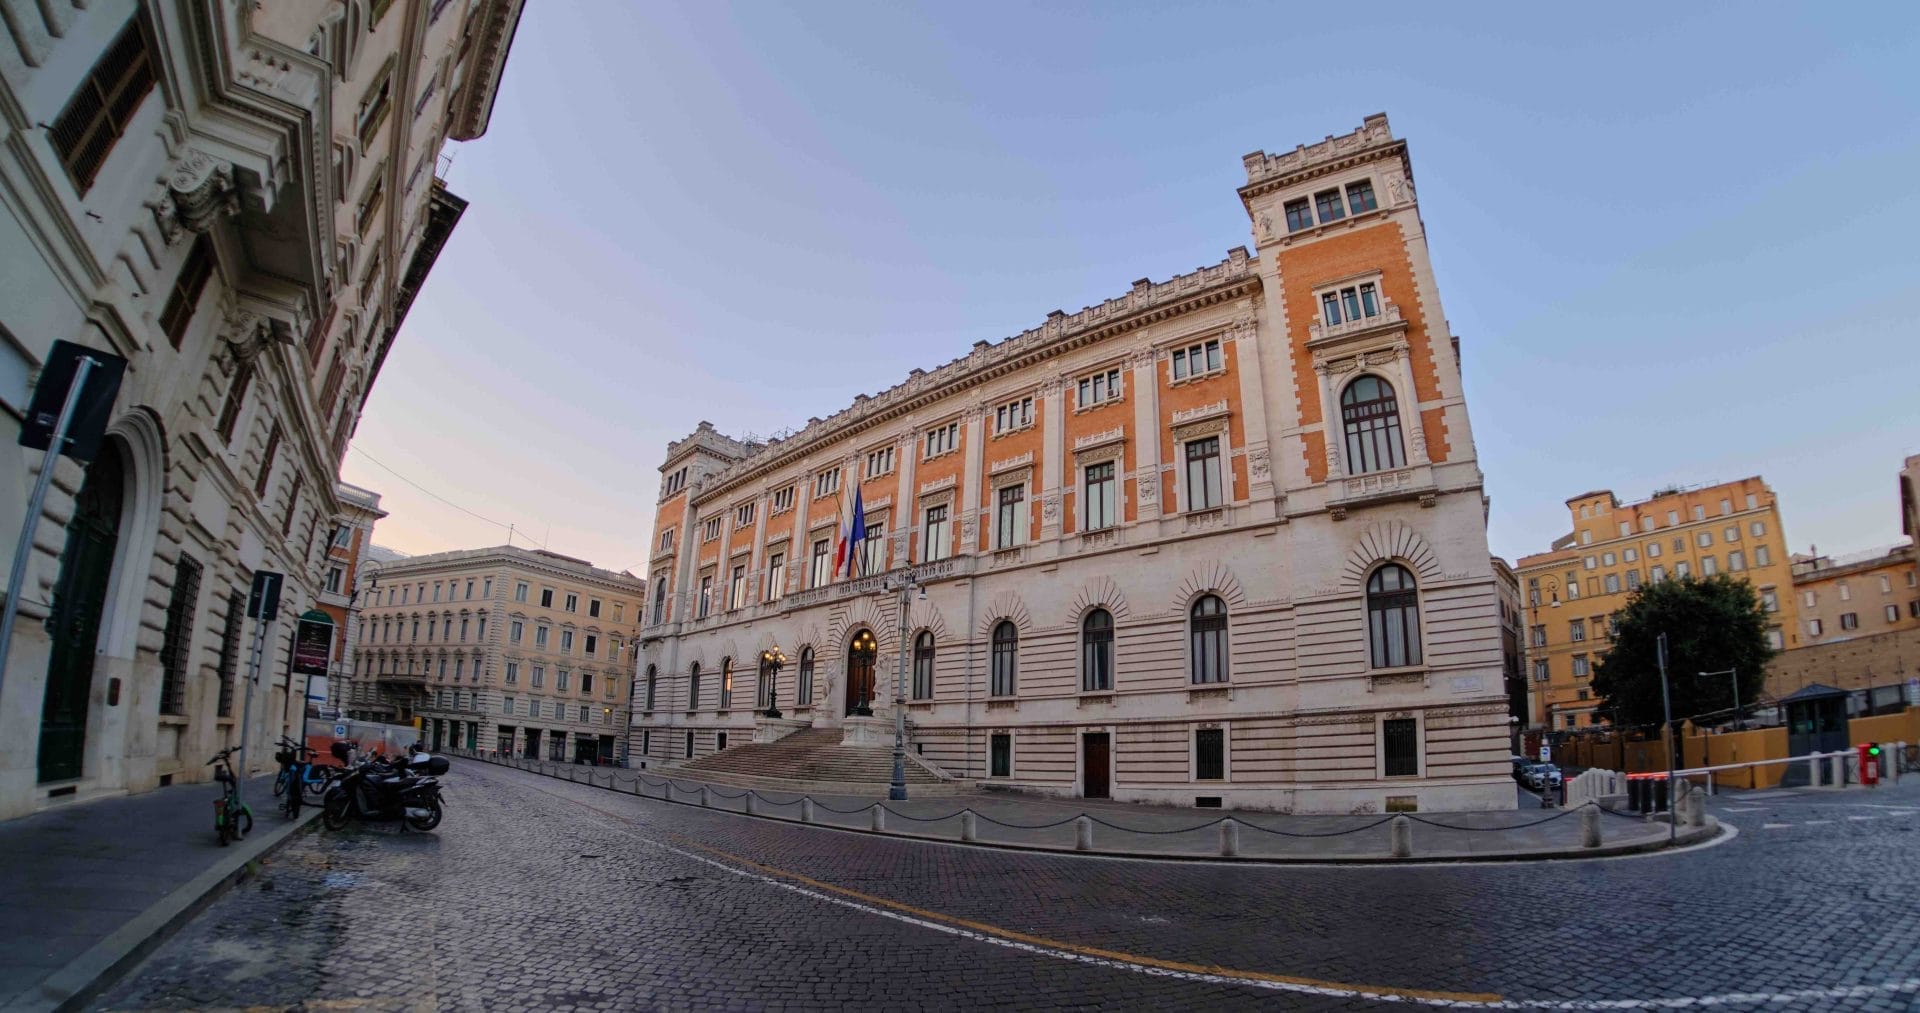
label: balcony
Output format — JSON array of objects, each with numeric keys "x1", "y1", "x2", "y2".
[
  {"x1": 375, "y1": 670, "x2": 429, "y2": 689},
  {"x1": 1306, "y1": 299, "x2": 1405, "y2": 350},
  {"x1": 1327, "y1": 463, "x2": 1437, "y2": 517}
]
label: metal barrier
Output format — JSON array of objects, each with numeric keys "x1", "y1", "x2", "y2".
[
  {"x1": 440, "y1": 748, "x2": 1686, "y2": 861},
  {"x1": 1665, "y1": 744, "x2": 1906, "y2": 795}
]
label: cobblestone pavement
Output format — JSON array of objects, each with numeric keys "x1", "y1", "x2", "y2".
[{"x1": 95, "y1": 763, "x2": 1920, "y2": 1011}]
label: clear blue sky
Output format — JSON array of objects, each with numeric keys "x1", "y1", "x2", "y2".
[{"x1": 341, "y1": 2, "x2": 1920, "y2": 573}]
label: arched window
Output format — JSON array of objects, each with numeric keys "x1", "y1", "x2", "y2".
[
  {"x1": 757, "y1": 655, "x2": 775, "y2": 710},
  {"x1": 990, "y1": 621, "x2": 1018, "y2": 697},
  {"x1": 1367, "y1": 564, "x2": 1423, "y2": 669},
  {"x1": 797, "y1": 647, "x2": 814, "y2": 705},
  {"x1": 720, "y1": 657, "x2": 734, "y2": 709},
  {"x1": 644, "y1": 665, "x2": 657, "y2": 710},
  {"x1": 912, "y1": 631, "x2": 935, "y2": 700},
  {"x1": 1190, "y1": 595, "x2": 1228, "y2": 684},
  {"x1": 688, "y1": 663, "x2": 701, "y2": 711},
  {"x1": 1340, "y1": 375, "x2": 1406, "y2": 475},
  {"x1": 1081, "y1": 609, "x2": 1113, "y2": 692}
]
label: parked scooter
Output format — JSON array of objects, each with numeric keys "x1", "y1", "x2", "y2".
[{"x1": 320, "y1": 741, "x2": 449, "y2": 832}]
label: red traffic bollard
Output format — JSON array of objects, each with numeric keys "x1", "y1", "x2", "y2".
[{"x1": 1859, "y1": 743, "x2": 1883, "y2": 787}]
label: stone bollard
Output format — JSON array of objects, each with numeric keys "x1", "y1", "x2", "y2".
[
  {"x1": 1685, "y1": 789, "x2": 1706, "y2": 828},
  {"x1": 1828, "y1": 753, "x2": 1845, "y2": 789},
  {"x1": 1390, "y1": 815, "x2": 1413, "y2": 859},
  {"x1": 1219, "y1": 818, "x2": 1239, "y2": 858},
  {"x1": 1893, "y1": 743, "x2": 1906, "y2": 786},
  {"x1": 745, "y1": 792, "x2": 758, "y2": 817},
  {"x1": 1075, "y1": 815, "x2": 1093, "y2": 852},
  {"x1": 698, "y1": 786, "x2": 710, "y2": 808},
  {"x1": 960, "y1": 810, "x2": 978, "y2": 843},
  {"x1": 1809, "y1": 754, "x2": 1823, "y2": 788},
  {"x1": 1581, "y1": 804, "x2": 1603, "y2": 848},
  {"x1": 870, "y1": 806, "x2": 886, "y2": 832},
  {"x1": 801, "y1": 798, "x2": 815, "y2": 823}
]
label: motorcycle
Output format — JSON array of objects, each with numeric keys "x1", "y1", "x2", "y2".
[{"x1": 321, "y1": 742, "x2": 449, "y2": 832}]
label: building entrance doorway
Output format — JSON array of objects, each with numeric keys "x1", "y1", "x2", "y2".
[
  {"x1": 524, "y1": 728, "x2": 542, "y2": 759},
  {"x1": 39, "y1": 442, "x2": 126, "y2": 783},
  {"x1": 846, "y1": 628, "x2": 877, "y2": 716},
  {"x1": 1082, "y1": 732, "x2": 1111, "y2": 799}
]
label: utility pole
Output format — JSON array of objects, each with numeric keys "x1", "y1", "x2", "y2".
[{"x1": 1658, "y1": 631, "x2": 1674, "y2": 843}]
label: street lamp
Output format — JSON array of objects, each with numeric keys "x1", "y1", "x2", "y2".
[
  {"x1": 760, "y1": 646, "x2": 787, "y2": 718},
  {"x1": 882, "y1": 570, "x2": 926, "y2": 802},
  {"x1": 1699, "y1": 667, "x2": 1740, "y2": 728}
]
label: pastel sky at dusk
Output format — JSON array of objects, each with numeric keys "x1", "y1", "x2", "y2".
[{"x1": 341, "y1": 2, "x2": 1920, "y2": 574}]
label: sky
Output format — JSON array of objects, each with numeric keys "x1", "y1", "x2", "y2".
[{"x1": 341, "y1": 2, "x2": 1920, "y2": 573}]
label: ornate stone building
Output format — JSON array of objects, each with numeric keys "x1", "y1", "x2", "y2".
[
  {"x1": 317, "y1": 482, "x2": 386, "y2": 715},
  {"x1": 0, "y1": 0, "x2": 523, "y2": 818},
  {"x1": 347, "y1": 546, "x2": 644, "y2": 763},
  {"x1": 634, "y1": 115, "x2": 1513, "y2": 814}
]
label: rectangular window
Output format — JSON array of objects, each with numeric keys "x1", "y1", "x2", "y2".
[
  {"x1": 215, "y1": 358, "x2": 254, "y2": 442},
  {"x1": 564, "y1": 592, "x2": 578, "y2": 613},
  {"x1": 1760, "y1": 588, "x2": 1778, "y2": 612},
  {"x1": 535, "y1": 625, "x2": 550, "y2": 648},
  {"x1": 540, "y1": 588, "x2": 554, "y2": 608},
  {"x1": 1532, "y1": 659, "x2": 1549, "y2": 682},
  {"x1": 588, "y1": 598, "x2": 601, "y2": 618},
  {"x1": 510, "y1": 621, "x2": 523, "y2": 644},
  {"x1": 48, "y1": 16, "x2": 156, "y2": 194},
  {"x1": 559, "y1": 630, "x2": 574, "y2": 654},
  {"x1": 865, "y1": 446, "x2": 895, "y2": 478},
  {"x1": 1625, "y1": 569, "x2": 1641, "y2": 590},
  {"x1": 994, "y1": 396, "x2": 1035, "y2": 434},
  {"x1": 734, "y1": 502, "x2": 756, "y2": 526},
  {"x1": 532, "y1": 666, "x2": 545, "y2": 688},
  {"x1": 557, "y1": 669, "x2": 571, "y2": 692},
  {"x1": 771, "y1": 487, "x2": 795, "y2": 513},
  {"x1": 515, "y1": 582, "x2": 529, "y2": 602},
  {"x1": 1170, "y1": 338, "x2": 1224, "y2": 380},
  {"x1": 729, "y1": 564, "x2": 747, "y2": 610},
  {"x1": 1650, "y1": 565, "x2": 1666, "y2": 582},
  {"x1": 860, "y1": 522, "x2": 886, "y2": 575},
  {"x1": 990, "y1": 734, "x2": 1012, "y2": 778},
  {"x1": 1572, "y1": 654, "x2": 1590, "y2": 678},
  {"x1": 925, "y1": 422, "x2": 959, "y2": 458},
  {"x1": 1382, "y1": 718, "x2": 1417, "y2": 777},
  {"x1": 702, "y1": 517, "x2": 722, "y2": 542},
  {"x1": 1195, "y1": 728, "x2": 1225, "y2": 781},
  {"x1": 663, "y1": 467, "x2": 689, "y2": 495},
  {"x1": 1766, "y1": 627, "x2": 1784, "y2": 651},
  {"x1": 215, "y1": 589, "x2": 243, "y2": 717},
  {"x1": 160, "y1": 237, "x2": 216, "y2": 349},
  {"x1": 1345, "y1": 179, "x2": 1377, "y2": 214},
  {"x1": 922, "y1": 505, "x2": 951, "y2": 561},
  {"x1": 1728, "y1": 550, "x2": 1746, "y2": 572},
  {"x1": 1755, "y1": 545, "x2": 1771, "y2": 567},
  {"x1": 502, "y1": 697, "x2": 514, "y2": 716},
  {"x1": 814, "y1": 468, "x2": 841, "y2": 498},
  {"x1": 1077, "y1": 368, "x2": 1124, "y2": 409},
  {"x1": 810, "y1": 538, "x2": 832, "y2": 588},
  {"x1": 1700, "y1": 556, "x2": 1717, "y2": 576},
  {"x1": 996, "y1": 485, "x2": 1025, "y2": 548},
  {"x1": 1697, "y1": 532, "x2": 1713, "y2": 548},
  {"x1": 1887, "y1": 605, "x2": 1900, "y2": 624},
  {"x1": 1808, "y1": 618, "x2": 1822, "y2": 637},
  {"x1": 765, "y1": 552, "x2": 786, "y2": 601},
  {"x1": 1283, "y1": 197, "x2": 1314, "y2": 232},
  {"x1": 1569, "y1": 619, "x2": 1586, "y2": 642},
  {"x1": 1314, "y1": 188, "x2": 1346, "y2": 224},
  {"x1": 156, "y1": 554, "x2": 202, "y2": 716},
  {"x1": 1604, "y1": 574, "x2": 1621, "y2": 593},
  {"x1": 1840, "y1": 613, "x2": 1858, "y2": 631},
  {"x1": 1750, "y1": 520, "x2": 1766, "y2": 537},
  {"x1": 1724, "y1": 526, "x2": 1740, "y2": 543},
  {"x1": 1839, "y1": 584, "x2": 1852, "y2": 602},
  {"x1": 1083, "y1": 461, "x2": 1117, "y2": 530},
  {"x1": 506, "y1": 662, "x2": 518, "y2": 684},
  {"x1": 1529, "y1": 625, "x2": 1545, "y2": 648},
  {"x1": 1184, "y1": 437, "x2": 1222, "y2": 511},
  {"x1": 697, "y1": 576, "x2": 712, "y2": 618}
]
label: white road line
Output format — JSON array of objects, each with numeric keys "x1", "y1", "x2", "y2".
[
  {"x1": 1802, "y1": 819, "x2": 1834, "y2": 825},
  {"x1": 1762, "y1": 823, "x2": 1792, "y2": 830},
  {"x1": 1720, "y1": 806, "x2": 1762, "y2": 813},
  {"x1": 499, "y1": 768, "x2": 1920, "y2": 1011},
  {"x1": 1847, "y1": 815, "x2": 1879, "y2": 821}
]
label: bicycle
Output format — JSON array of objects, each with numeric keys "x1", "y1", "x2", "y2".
[
  {"x1": 209, "y1": 746, "x2": 253, "y2": 846},
  {"x1": 272, "y1": 738, "x2": 330, "y2": 801}
]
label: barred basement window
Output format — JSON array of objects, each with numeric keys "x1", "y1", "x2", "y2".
[
  {"x1": 48, "y1": 15, "x2": 156, "y2": 194},
  {"x1": 158, "y1": 555, "x2": 203, "y2": 716},
  {"x1": 160, "y1": 238, "x2": 216, "y2": 349},
  {"x1": 215, "y1": 589, "x2": 244, "y2": 717},
  {"x1": 1382, "y1": 718, "x2": 1418, "y2": 777}
]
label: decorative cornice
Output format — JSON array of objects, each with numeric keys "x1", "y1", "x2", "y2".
[
  {"x1": 1239, "y1": 113, "x2": 1402, "y2": 201},
  {"x1": 1170, "y1": 400, "x2": 1228, "y2": 427},
  {"x1": 1073, "y1": 427, "x2": 1126, "y2": 453},
  {"x1": 989, "y1": 452, "x2": 1034, "y2": 476}
]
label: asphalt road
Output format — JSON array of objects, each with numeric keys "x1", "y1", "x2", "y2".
[{"x1": 94, "y1": 762, "x2": 1920, "y2": 1011}]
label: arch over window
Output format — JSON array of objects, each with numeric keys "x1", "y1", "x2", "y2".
[
  {"x1": 1081, "y1": 608, "x2": 1113, "y2": 692},
  {"x1": 1340, "y1": 375, "x2": 1406, "y2": 476},
  {"x1": 688, "y1": 662, "x2": 701, "y2": 712},
  {"x1": 1366, "y1": 563, "x2": 1423, "y2": 668},
  {"x1": 797, "y1": 646, "x2": 815, "y2": 705},
  {"x1": 1190, "y1": 595, "x2": 1228, "y2": 684},
  {"x1": 912, "y1": 631, "x2": 935, "y2": 700},
  {"x1": 990, "y1": 621, "x2": 1018, "y2": 697}
]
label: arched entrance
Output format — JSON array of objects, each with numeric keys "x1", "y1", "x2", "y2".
[
  {"x1": 39, "y1": 442, "x2": 126, "y2": 783},
  {"x1": 846, "y1": 628, "x2": 877, "y2": 716}
]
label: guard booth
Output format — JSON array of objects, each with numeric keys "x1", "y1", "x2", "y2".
[{"x1": 1779, "y1": 683, "x2": 1849, "y2": 787}]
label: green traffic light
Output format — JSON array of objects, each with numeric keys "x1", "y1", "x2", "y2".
[{"x1": 1867, "y1": 745, "x2": 1882, "y2": 756}]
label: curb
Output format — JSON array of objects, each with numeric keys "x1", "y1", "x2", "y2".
[
  {"x1": 477, "y1": 752, "x2": 1725, "y2": 865},
  {"x1": 3, "y1": 807, "x2": 323, "y2": 1013}
]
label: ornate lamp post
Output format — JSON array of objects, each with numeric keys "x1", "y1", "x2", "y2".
[
  {"x1": 760, "y1": 646, "x2": 787, "y2": 719},
  {"x1": 882, "y1": 570, "x2": 925, "y2": 801}
]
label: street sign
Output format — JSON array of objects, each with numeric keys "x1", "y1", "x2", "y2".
[
  {"x1": 291, "y1": 608, "x2": 335, "y2": 676},
  {"x1": 1540, "y1": 742, "x2": 1552, "y2": 762},
  {"x1": 18, "y1": 340, "x2": 126, "y2": 463},
  {"x1": 334, "y1": 724, "x2": 347, "y2": 736},
  {"x1": 247, "y1": 570, "x2": 284, "y2": 621}
]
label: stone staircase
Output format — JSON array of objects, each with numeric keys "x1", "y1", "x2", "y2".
[{"x1": 675, "y1": 727, "x2": 954, "y2": 792}]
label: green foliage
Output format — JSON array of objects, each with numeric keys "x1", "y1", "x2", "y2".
[{"x1": 1592, "y1": 575, "x2": 1773, "y2": 728}]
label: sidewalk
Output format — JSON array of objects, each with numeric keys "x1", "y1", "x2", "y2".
[
  {"x1": 477, "y1": 752, "x2": 1717, "y2": 862},
  {"x1": 0, "y1": 773, "x2": 318, "y2": 1012}
]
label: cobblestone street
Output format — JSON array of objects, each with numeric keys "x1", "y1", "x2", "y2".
[{"x1": 96, "y1": 763, "x2": 1920, "y2": 1011}]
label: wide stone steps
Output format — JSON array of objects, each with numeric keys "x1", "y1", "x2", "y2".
[{"x1": 679, "y1": 728, "x2": 945, "y2": 785}]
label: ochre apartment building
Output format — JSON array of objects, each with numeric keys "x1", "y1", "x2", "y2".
[
  {"x1": 1516, "y1": 478, "x2": 1796, "y2": 730},
  {"x1": 348, "y1": 546, "x2": 645, "y2": 763},
  {"x1": 633, "y1": 114, "x2": 1514, "y2": 814}
]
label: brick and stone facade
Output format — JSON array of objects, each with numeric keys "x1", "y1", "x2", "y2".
[{"x1": 632, "y1": 115, "x2": 1512, "y2": 814}]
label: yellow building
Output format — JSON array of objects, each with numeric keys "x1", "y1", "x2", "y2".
[{"x1": 1516, "y1": 477, "x2": 1796, "y2": 730}]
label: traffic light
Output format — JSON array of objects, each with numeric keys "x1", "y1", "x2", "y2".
[
  {"x1": 1867, "y1": 743, "x2": 1883, "y2": 758},
  {"x1": 1860, "y1": 742, "x2": 1884, "y2": 786}
]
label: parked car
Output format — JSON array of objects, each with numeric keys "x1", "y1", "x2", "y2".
[
  {"x1": 1525, "y1": 763, "x2": 1564, "y2": 791},
  {"x1": 1511, "y1": 756, "x2": 1533, "y2": 782}
]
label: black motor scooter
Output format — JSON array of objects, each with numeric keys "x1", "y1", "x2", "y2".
[{"x1": 321, "y1": 742, "x2": 449, "y2": 832}]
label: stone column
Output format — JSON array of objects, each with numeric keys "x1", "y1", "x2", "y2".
[
  {"x1": 893, "y1": 429, "x2": 917, "y2": 567},
  {"x1": 1389, "y1": 347, "x2": 1429, "y2": 467},
  {"x1": 788, "y1": 480, "x2": 811, "y2": 594},
  {"x1": 747, "y1": 490, "x2": 769, "y2": 604},
  {"x1": 1225, "y1": 313, "x2": 1278, "y2": 520},
  {"x1": 1039, "y1": 377, "x2": 1067, "y2": 545},
  {"x1": 958, "y1": 404, "x2": 986, "y2": 556},
  {"x1": 1130, "y1": 349, "x2": 1162, "y2": 523}
]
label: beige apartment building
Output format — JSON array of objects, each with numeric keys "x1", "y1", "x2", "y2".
[
  {"x1": 1516, "y1": 478, "x2": 1796, "y2": 731},
  {"x1": 349, "y1": 546, "x2": 645, "y2": 763},
  {"x1": 1791, "y1": 546, "x2": 1920, "y2": 646},
  {"x1": 0, "y1": 0, "x2": 522, "y2": 818},
  {"x1": 634, "y1": 115, "x2": 1514, "y2": 814}
]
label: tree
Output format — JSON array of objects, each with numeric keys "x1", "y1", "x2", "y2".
[{"x1": 1592, "y1": 574, "x2": 1773, "y2": 729}]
